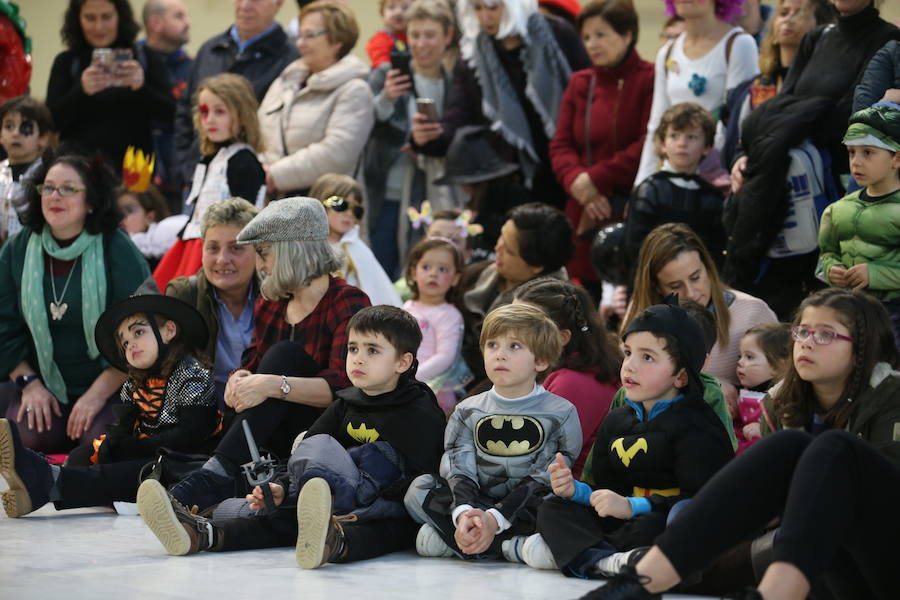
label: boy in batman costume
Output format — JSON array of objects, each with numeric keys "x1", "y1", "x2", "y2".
[
  {"x1": 537, "y1": 298, "x2": 733, "y2": 578},
  {"x1": 405, "y1": 303, "x2": 582, "y2": 562},
  {"x1": 137, "y1": 306, "x2": 447, "y2": 566}
]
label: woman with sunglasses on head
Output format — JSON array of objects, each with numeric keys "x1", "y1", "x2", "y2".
[
  {"x1": 310, "y1": 173, "x2": 402, "y2": 307},
  {"x1": 0, "y1": 151, "x2": 150, "y2": 454},
  {"x1": 584, "y1": 287, "x2": 900, "y2": 600}
]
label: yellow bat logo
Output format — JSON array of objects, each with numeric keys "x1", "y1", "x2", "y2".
[
  {"x1": 347, "y1": 422, "x2": 380, "y2": 443},
  {"x1": 611, "y1": 437, "x2": 648, "y2": 467}
]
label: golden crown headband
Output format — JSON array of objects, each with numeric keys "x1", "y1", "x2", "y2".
[{"x1": 121, "y1": 146, "x2": 155, "y2": 194}]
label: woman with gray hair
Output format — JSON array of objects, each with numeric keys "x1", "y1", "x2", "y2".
[
  {"x1": 162, "y1": 197, "x2": 370, "y2": 515},
  {"x1": 409, "y1": 0, "x2": 589, "y2": 209},
  {"x1": 166, "y1": 198, "x2": 260, "y2": 408}
]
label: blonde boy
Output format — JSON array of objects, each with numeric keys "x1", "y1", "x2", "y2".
[{"x1": 404, "y1": 303, "x2": 582, "y2": 564}]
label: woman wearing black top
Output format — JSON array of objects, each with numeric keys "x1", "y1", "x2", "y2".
[{"x1": 46, "y1": 0, "x2": 175, "y2": 168}]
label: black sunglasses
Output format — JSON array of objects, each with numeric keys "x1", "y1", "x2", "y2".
[{"x1": 324, "y1": 195, "x2": 364, "y2": 220}]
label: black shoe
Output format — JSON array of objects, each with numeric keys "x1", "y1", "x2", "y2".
[
  {"x1": 137, "y1": 479, "x2": 220, "y2": 555},
  {"x1": 167, "y1": 467, "x2": 234, "y2": 515},
  {"x1": 579, "y1": 566, "x2": 660, "y2": 600},
  {"x1": 295, "y1": 477, "x2": 355, "y2": 569},
  {"x1": 0, "y1": 418, "x2": 53, "y2": 517}
]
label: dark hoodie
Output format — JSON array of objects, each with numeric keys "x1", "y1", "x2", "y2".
[{"x1": 300, "y1": 377, "x2": 447, "y2": 500}]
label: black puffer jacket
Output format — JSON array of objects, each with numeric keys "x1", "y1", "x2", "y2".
[
  {"x1": 723, "y1": 5, "x2": 899, "y2": 288},
  {"x1": 624, "y1": 171, "x2": 725, "y2": 280}
]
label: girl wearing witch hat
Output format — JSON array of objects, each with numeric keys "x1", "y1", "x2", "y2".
[{"x1": 0, "y1": 285, "x2": 221, "y2": 518}]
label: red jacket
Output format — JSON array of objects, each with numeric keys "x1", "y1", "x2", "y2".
[{"x1": 550, "y1": 49, "x2": 654, "y2": 282}]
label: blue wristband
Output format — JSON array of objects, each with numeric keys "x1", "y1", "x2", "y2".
[
  {"x1": 569, "y1": 480, "x2": 593, "y2": 506},
  {"x1": 626, "y1": 496, "x2": 651, "y2": 518}
]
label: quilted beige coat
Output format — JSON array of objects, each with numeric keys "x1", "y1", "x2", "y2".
[{"x1": 259, "y1": 54, "x2": 374, "y2": 192}]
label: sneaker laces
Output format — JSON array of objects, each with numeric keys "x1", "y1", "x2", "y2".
[{"x1": 331, "y1": 513, "x2": 358, "y2": 536}]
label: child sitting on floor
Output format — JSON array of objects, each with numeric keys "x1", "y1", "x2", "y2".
[
  {"x1": 534, "y1": 298, "x2": 734, "y2": 577},
  {"x1": 403, "y1": 237, "x2": 472, "y2": 413},
  {"x1": 136, "y1": 305, "x2": 446, "y2": 568},
  {"x1": 0, "y1": 289, "x2": 217, "y2": 517},
  {"x1": 117, "y1": 179, "x2": 188, "y2": 269},
  {"x1": 404, "y1": 302, "x2": 582, "y2": 563},
  {"x1": 734, "y1": 322, "x2": 790, "y2": 453}
]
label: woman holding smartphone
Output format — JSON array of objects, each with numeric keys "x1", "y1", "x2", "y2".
[
  {"x1": 362, "y1": 0, "x2": 463, "y2": 277},
  {"x1": 409, "y1": 0, "x2": 589, "y2": 211},
  {"x1": 46, "y1": 0, "x2": 174, "y2": 168}
]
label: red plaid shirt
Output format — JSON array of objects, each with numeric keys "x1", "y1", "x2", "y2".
[{"x1": 242, "y1": 277, "x2": 370, "y2": 392}]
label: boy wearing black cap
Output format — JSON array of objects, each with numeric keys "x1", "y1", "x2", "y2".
[
  {"x1": 536, "y1": 299, "x2": 734, "y2": 579},
  {"x1": 0, "y1": 290, "x2": 218, "y2": 518}
]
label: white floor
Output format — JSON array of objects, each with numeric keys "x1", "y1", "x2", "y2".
[{"x1": 0, "y1": 479, "x2": 713, "y2": 600}]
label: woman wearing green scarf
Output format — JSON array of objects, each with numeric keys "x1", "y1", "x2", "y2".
[{"x1": 0, "y1": 152, "x2": 150, "y2": 454}]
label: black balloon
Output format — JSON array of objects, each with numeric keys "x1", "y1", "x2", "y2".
[{"x1": 590, "y1": 223, "x2": 627, "y2": 285}]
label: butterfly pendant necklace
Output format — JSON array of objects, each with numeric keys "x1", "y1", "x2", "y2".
[{"x1": 49, "y1": 256, "x2": 79, "y2": 321}]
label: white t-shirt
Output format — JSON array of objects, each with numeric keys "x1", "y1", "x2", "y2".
[{"x1": 634, "y1": 27, "x2": 759, "y2": 187}]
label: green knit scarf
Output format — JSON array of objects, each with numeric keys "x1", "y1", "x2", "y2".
[{"x1": 21, "y1": 227, "x2": 106, "y2": 403}]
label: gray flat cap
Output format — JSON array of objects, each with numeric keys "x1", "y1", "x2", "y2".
[{"x1": 236, "y1": 196, "x2": 329, "y2": 244}]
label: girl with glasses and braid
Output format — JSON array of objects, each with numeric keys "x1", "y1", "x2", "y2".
[
  {"x1": 584, "y1": 287, "x2": 900, "y2": 600},
  {"x1": 513, "y1": 278, "x2": 621, "y2": 478}
]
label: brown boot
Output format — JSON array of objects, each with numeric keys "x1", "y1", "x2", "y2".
[
  {"x1": 137, "y1": 479, "x2": 221, "y2": 555},
  {"x1": 295, "y1": 477, "x2": 356, "y2": 569}
]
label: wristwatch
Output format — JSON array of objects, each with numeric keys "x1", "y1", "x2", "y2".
[
  {"x1": 14, "y1": 374, "x2": 41, "y2": 390},
  {"x1": 279, "y1": 375, "x2": 291, "y2": 400}
]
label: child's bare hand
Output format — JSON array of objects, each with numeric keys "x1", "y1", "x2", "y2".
[
  {"x1": 829, "y1": 265, "x2": 848, "y2": 287},
  {"x1": 742, "y1": 422, "x2": 761, "y2": 440},
  {"x1": 845, "y1": 263, "x2": 869, "y2": 290},
  {"x1": 548, "y1": 452, "x2": 575, "y2": 498},
  {"x1": 590, "y1": 489, "x2": 632, "y2": 519},
  {"x1": 245, "y1": 483, "x2": 284, "y2": 511},
  {"x1": 453, "y1": 510, "x2": 480, "y2": 549},
  {"x1": 455, "y1": 509, "x2": 497, "y2": 555}
]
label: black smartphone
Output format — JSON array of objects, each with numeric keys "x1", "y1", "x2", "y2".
[
  {"x1": 416, "y1": 98, "x2": 439, "y2": 122},
  {"x1": 390, "y1": 51, "x2": 412, "y2": 80}
]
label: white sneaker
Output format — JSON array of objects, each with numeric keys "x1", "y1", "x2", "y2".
[
  {"x1": 593, "y1": 546, "x2": 649, "y2": 577},
  {"x1": 501, "y1": 535, "x2": 528, "y2": 563},
  {"x1": 521, "y1": 533, "x2": 557, "y2": 570},
  {"x1": 415, "y1": 523, "x2": 454, "y2": 557}
]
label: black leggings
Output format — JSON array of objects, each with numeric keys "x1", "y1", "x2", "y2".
[
  {"x1": 55, "y1": 458, "x2": 150, "y2": 509},
  {"x1": 214, "y1": 341, "x2": 323, "y2": 466},
  {"x1": 656, "y1": 430, "x2": 900, "y2": 600}
]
